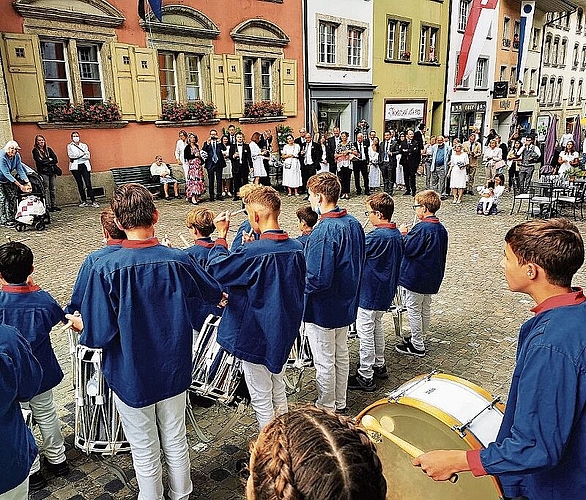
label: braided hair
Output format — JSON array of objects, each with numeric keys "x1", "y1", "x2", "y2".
[{"x1": 248, "y1": 406, "x2": 387, "y2": 500}]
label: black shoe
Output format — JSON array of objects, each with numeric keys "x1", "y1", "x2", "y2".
[
  {"x1": 46, "y1": 459, "x2": 70, "y2": 477},
  {"x1": 232, "y1": 197, "x2": 240, "y2": 201},
  {"x1": 216, "y1": 194, "x2": 224, "y2": 200},
  {"x1": 303, "y1": 196, "x2": 309, "y2": 201},
  {"x1": 356, "y1": 190, "x2": 362, "y2": 196},
  {"x1": 53, "y1": 206, "x2": 62, "y2": 211},
  {"x1": 29, "y1": 471, "x2": 47, "y2": 491},
  {"x1": 373, "y1": 365, "x2": 389, "y2": 379},
  {"x1": 210, "y1": 196, "x2": 215, "y2": 202},
  {"x1": 403, "y1": 192, "x2": 411, "y2": 196},
  {"x1": 395, "y1": 339, "x2": 426, "y2": 357},
  {"x1": 335, "y1": 407, "x2": 349, "y2": 416},
  {"x1": 348, "y1": 373, "x2": 376, "y2": 392}
]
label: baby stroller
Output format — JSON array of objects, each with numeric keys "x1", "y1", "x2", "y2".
[{"x1": 15, "y1": 170, "x2": 50, "y2": 231}]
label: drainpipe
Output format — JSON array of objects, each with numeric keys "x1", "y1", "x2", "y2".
[
  {"x1": 302, "y1": 0, "x2": 310, "y2": 130},
  {"x1": 441, "y1": 0, "x2": 454, "y2": 136}
]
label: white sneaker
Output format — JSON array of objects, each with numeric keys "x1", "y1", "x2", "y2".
[
  {"x1": 79, "y1": 202, "x2": 88, "y2": 207},
  {"x1": 91, "y1": 202, "x2": 100, "y2": 208}
]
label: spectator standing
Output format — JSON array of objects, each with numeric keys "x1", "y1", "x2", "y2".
[
  {"x1": 0, "y1": 140, "x2": 31, "y2": 227},
  {"x1": 67, "y1": 132, "x2": 98, "y2": 208},
  {"x1": 32, "y1": 134, "x2": 61, "y2": 212}
]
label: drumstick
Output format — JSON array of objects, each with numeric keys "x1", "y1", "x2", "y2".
[
  {"x1": 231, "y1": 208, "x2": 246, "y2": 216},
  {"x1": 179, "y1": 234, "x2": 191, "y2": 248},
  {"x1": 361, "y1": 415, "x2": 459, "y2": 484}
]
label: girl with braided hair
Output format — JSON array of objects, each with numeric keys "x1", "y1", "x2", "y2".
[{"x1": 246, "y1": 406, "x2": 387, "y2": 500}]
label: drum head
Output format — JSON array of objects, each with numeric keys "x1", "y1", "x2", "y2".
[{"x1": 358, "y1": 401, "x2": 501, "y2": 500}]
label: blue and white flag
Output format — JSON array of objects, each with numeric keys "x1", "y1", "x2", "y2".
[{"x1": 516, "y1": 1, "x2": 535, "y2": 83}]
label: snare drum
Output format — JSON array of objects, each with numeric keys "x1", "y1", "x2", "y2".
[
  {"x1": 357, "y1": 372, "x2": 504, "y2": 499},
  {"x1": 191, "y1": 315, "x2": 244, "y2": 405},
  {"x1": 74, "y1": 343, "x2": 130, "y2": 455}
]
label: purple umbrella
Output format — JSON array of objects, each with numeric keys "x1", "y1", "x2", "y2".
[
  {"x1": 544, "y1": 115, "x2": 558, "y2": 165},
  {"x1": 573, "y1": 115, "x2": 582, "y2": 153}
]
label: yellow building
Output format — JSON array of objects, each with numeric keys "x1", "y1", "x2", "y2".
[{"x1": 371, "y1": 1, "x2": 450, "y2": 135}]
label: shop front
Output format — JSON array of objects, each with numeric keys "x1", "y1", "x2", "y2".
[
  {"x1": 309, "y1": 83, "x2": 375, "y2": 138},
  {"x1": 449, "y1": 102, "x2": 487, "y2": 142},
  {"x1": 384, "y1": 100, "x2": 426, "y2": 134}
]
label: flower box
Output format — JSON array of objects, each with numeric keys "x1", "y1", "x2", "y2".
[
  {"x1": 161, "y1": 101, "x2": 217, "y2": 121},
  {"x1": 243, "y1": 101, "x2": 284, "y2": 119},
  {"x1": 47, "y1": 100, "x2": 122, "y2": 123}
]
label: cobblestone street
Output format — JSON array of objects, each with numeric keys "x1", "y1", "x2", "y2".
[{"x1": 16, "y1": 181, "x2": 586, "y2": 500}]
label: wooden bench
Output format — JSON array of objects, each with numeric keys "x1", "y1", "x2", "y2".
[{"x1": 110, "y1": 165, "x2": 184, "y2": 197}]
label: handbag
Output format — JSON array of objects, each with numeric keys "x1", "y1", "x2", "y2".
[{"x1": 53, "y1": 164, "x2": 62, "y2": 176}]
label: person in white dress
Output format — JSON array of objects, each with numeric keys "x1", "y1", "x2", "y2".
[
  {"x1": 368, "y1": 137, "x2": 381, "y2": 192},
  {"x1": 281, "y1": 134, "x2": 302, "y2": 196},
  {"x1": 318, "y1": 134, "x2": 330, "y2": 173},
  {"x1": 174, "y1": 130, "x2": 188, "y2": 181},
  {"x1": 250, "y1": 132, "x2": 267, "y2": 184},
  {"x1": 448, "y1": 144, "x2": 469, "y2": 204},
  {"x1": 220, "y1": 135, "x2": 233, "y2": 197},
  {"x1": 558, "y1": 140, "x2": 580, "y2": 177},
  {"x1": 395, "y1": 132, "x2": 405, "y2": 189}
]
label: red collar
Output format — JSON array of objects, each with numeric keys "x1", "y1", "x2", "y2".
[
  {"x1": 421, "y1": 216, "x2": 440, "y2": 224},
  {"x1": 121, "y1": 238, "x2": 160, "y2": 249},
  {"x1": 260, "y1": 230, "x2": 289, "y2": 240},
  {"x1": 320, "y1": 208, "x2": 347, "y2": 219},
  {"x1": 107, "y1": 239, "x2": 124, "y2": 246},
  {"x1": 374, "y1": 222, "x2": 397, "y2": 229},
  {"x1": 194, "y1": 238, "x2": 214, "y2": 248},
  {"x1": 2, "y1": 284, "x2": 40, "y2": 293},
  {"x1": 531, "y1": 288, "x2": 585, "y2": 315}
]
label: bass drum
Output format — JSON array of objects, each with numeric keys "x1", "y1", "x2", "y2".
[{"x1": 357, "y1": 373, "x2": 505, "y2": 500}]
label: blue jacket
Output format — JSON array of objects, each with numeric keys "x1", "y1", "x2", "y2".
[
  {"x1": 231, "y1": 219, "x2": 259, "y2": 251},
  {"x1": 398, "y1": 216, "x2": 448, "y2": 294},
  {"x1": 475, "y1": 290, "x2": 586, "y2": 499},
  {"x1": 80, "y1": 238, "x2": 223, "y2": 408},
  {"x1": 183, "y1": 238, "x2": 224, "y2": 331},
  {"x1": 64, "y1": 240, "x2": 124, "y2": 315},
  {"x1": 296, "y1": 233, "x2": 311, "y2": 249},
  {"x1": 207, "y1": 231, "x2": 306, "y2": 373},
  {"x1": 359, "y1": 223, "x2": 404, "y2": 311},
  {"x1": 0, "y1": 284, "x2": 65, "y2": 394},
  {"x1": 303, "y1": 208, "x2": 365, "y2": 328},
  {"x1": 0, "y1": 324, "x2": 42, "y2": 494},
  {"x1": 0, "y1": 151, "x2": 29, "y2": 184}
]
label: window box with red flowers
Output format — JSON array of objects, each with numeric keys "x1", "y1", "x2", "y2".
[
  {"x1": 38, "y1": 100, "x2": 128, "y2": 129},
  {"x1": 155, "y1": 101, "x2": 219, "y2": 127},
  {"x1": 239, "y1": 101, "x2": 287, "y2": 124}
]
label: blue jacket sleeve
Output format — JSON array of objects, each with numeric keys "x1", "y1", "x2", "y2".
[
  {"x1": 403, "y1": 227, "x2": 428, "y2": 258},
  {"x1": 480, "y1": 345, "x2": 581, "y2": 475},
  {"x1": 79, "y1": 269, "x2": 119, "y2": 348},
  {"x1": 206, "y1": 245, "x2": 256, "y2": 287},
  {"x1": 304, "y1": 228, "x2": 335, "y2": 294}
]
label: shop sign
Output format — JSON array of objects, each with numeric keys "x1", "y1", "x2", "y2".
[
  {"x1": 493, "y1": 99, "x2": 513, "y2": 111},
  {"x1": 385, "y1": 102, "x2": 424, "y2": 120}
]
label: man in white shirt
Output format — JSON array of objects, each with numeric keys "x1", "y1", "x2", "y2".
[{"x1": 517, "y1": 136, "x2": 541, "y2": 192}]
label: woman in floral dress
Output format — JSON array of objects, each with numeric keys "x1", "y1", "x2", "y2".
[{"x1": 184, "y1": 133, "x2": 205, "y2": 205}]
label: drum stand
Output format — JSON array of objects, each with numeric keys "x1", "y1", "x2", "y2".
[{"x1": 387, "y1": 292, "x2": 408, "y2": 340}]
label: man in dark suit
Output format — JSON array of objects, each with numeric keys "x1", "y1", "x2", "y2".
[
  {"x1": 300, "y1": 132, "x2": 322, "y2": 198},
  {"x1": 294, "y1": 127, "x2": 306, "y2": 149},
  {"x1": 258, "y1": 129, "x2": 274, "y2": 186},
  {"x1": 229, "y1": 132, "x2": 252, "y2": 201},
  {"x1": 414, "y1": 123, "x2": 426, "y2": 154},
  {"x1": 380, "y1": 130, "x2": 398, "y2": 195},
  {"x1": 352, "y1": 132, "x2": 370, "y2": 195},
  {"x1": 227, "y1": 124, "x2": 237, "y2": 146},
  {"x1": 326, "y1": 126, "x2": 341, "y2": 173},
  {"x1": 202, "y1": 129, "x2": 226, "y2": 201},
  {"x1": 399, "y1": 129, "x2": 421, "y2": 196}
]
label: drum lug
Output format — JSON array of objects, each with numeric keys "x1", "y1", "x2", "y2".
[
  {"x1": 452, "y1": 396, "x2": 502, "y2": 437},
  {"x1": 388, "y1": 370, "x2": 438, "y2": 402}
]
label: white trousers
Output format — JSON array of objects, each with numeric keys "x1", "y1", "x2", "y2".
[
  {"x1": 0, "y1": 478, "x2": 28, "y2": 499},
  {"x1": 22, "y1": 388, "x2": 66, "y2": 474},
  {"x1": 401, "y1": 287, "x2": 432, "y2": 350},
  {"x1": 114, "y1": 392, "x2": 192, "y2": 500},
  {"x1": 356, "y1": 308, "x2": 386, "y2": 380},
  {"x1": 306, "y1": 323, "x2": 349, "y2": 411},
  {"x1": 241, "y1": 361, "x2": 288, "y2": 430}
]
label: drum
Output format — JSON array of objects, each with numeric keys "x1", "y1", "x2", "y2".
[
  {"x1": 284, "y1": 324, "x2": 312, "y2": 394},
  {"x1": 190, "y1": 315, "x2": 244, "y2": 405},
  {"x1": 357, "y1": 372, "x2": 505, "y2": 500},
  {"x1": 387, "y1": 291, "x2": 408, "y2": 341},
  {"x1": 74, "y1": 343, "x2": 130, "y2": 455}
]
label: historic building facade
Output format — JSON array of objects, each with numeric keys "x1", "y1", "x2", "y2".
[{"x1": 0, "y1": 0, "x2": 303, "y2": 200}]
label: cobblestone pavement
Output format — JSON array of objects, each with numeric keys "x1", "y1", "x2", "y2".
[{"x1": 13, "y1": 178, "x2": 586, "y2": 500}]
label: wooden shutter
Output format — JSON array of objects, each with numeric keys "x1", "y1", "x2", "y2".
[
  {"x1": 133, "y1": 47, "x2": 161, "y2": 121},
  {"x1": 111, "y1": 43, "x2": 137, "y2": 121},
  {"x1": 211, "y1": 55, "x2": 227, "y2": 118},
  {"x1": 280, "y1": 58, "x2": 297, "y2": 116},
  {"x1": 1, "y1": 33, "x2": 46, "y2": 122},
  {"x1": 225, "y1": 54, "x2": 244, "y2": 119}
]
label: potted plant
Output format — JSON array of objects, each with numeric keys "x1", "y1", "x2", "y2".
[
  {"x1": 400, "y1": 51, "x2": 411, "y2": 61},
  {"x1": 529, "y1": 89, "x2": 536, "y2": 95}
]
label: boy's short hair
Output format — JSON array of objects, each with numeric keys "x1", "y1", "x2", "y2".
[
  {"x1": 414, "y1": 190, "x2": 441, "y2": 214},
  {"x1": 306, "y1": 172, "x2": 341, "y2": 204},
  {"x1": 186, "y1": 208, "x2": 216, "y2": 237},
  {"x1": 101, "y1": 207, "x2": 126, "y2": 240},
  {"x1": 296, "y1": 206, "x2": 318, "y2": 228},
  {"x1": 111, "y1": 183, "x2": 156, "y2": 230},
  {"x1": 246, "y1": 186, "x2": 281, "y2": 215},
  {"x1": 366, "y1": 192, "x2": 394, "y2": 221},
  {"x1": 0, "y1": 242, "x2": 33, "y2": 284},
  {"x1": 238, "y1": 183, "x2": 262, "y2": 202},
  {"x1": 505, "y1": 218, "x2": 584, "y2": 287}
]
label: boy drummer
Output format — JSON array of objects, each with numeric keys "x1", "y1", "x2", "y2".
[{"x1": 414, "y1": 218, "x2": 586, "y2": 500}]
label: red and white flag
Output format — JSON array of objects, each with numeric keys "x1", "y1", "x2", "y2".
[{"x1": 456, "y1": 0, "x2": 499, "y2": 87}]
